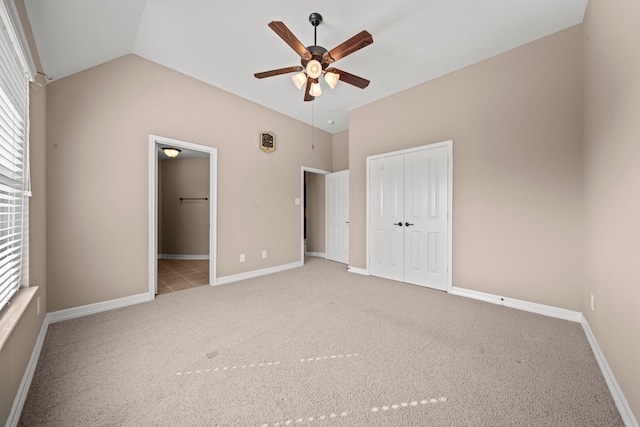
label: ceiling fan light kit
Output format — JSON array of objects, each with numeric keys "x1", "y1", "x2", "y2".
[
  {"x1": 305, "y1": 59, "x2": 323, "y2": 79},
  {"x1": 324, "y1": 71, "x2": 339, "y2": 89},
  {"x1": 254, "y1": 12, "x2": 373, "y2": 101},
  {"x1": 309, "y1": 80, "x2": 323, "y2": 97},
  {"x1": 292, "y1": 72, "x2": 307, "y2": 89}
]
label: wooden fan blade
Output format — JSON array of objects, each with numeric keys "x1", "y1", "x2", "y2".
[
  {"x1": 326, "y1": 68, "x2": 370, "y2": 89},
  {"x1": 323, "y1": 30, "x2": 373, "y2": 64},
  {"x1": 254, "y1": 66, "x2": 303, "y2": 79},
  {"x1": 268, "y1": 21, "x2": 312, "y2": 61},
  {"x1": 304, "y1": 77, "x2": 315, "y2": 102}
]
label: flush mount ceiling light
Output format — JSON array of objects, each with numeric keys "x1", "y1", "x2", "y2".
[
  {"x1": 163, "y1": 147, "x2": 181, "y2": 158},
  {"x1": 254, "y1": 13, "x2": 373, "y2": 101}
]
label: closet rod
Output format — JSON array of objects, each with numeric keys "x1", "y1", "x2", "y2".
[{"x1": 179, "y1": 197, "x2": 208, "y2": 201}]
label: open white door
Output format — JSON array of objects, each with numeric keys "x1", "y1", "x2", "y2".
[{"x1": 325, "y1": 170, "x2": 349, "y2": 264}]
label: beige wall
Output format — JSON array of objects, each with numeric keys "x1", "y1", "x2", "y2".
[
  {"x1": 349, "y1": 26, "x2": 584, "y2": 310},
  {"x1": 160, "y1": 158, "x2": 209, "y2": 257},
  {"x1": 332, "y1": 130, "x2": 349, "y2": 172},
  {"x1": 304, "y1": 172, "x2": 325, "y2": 254},
  {"x1": 46, "y1": 54, "x2": 332, "y2": 311},
  {"x1": 583, "y1": 0, "x2": 640, "y2": 419}
]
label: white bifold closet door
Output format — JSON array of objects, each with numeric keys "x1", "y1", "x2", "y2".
[{"x1": 369, "y1": 146, "x2": 448, "y2": 290}]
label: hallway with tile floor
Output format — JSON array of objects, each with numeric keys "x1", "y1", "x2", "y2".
[{"x1": 156, "y1": 259, "x2": 209, "y2": 295}]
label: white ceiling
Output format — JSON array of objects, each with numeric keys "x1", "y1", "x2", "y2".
[{"x1": 24, "y1": 0, "x2": 588, "y2": 134}]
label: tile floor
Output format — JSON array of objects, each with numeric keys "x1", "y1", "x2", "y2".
[{"x1": 157, "y1": 259, "x2": 209, "y2": 295}]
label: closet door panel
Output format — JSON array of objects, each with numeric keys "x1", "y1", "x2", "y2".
[
  {"x1": 369, "y1": 155, "x2": 405, "y2": 282},
  {"x1": 404, "y1": 147, "x2": 448, "y2": 290},
  {"x1": 403, "y1": 150, "x2": 430, "y2": 286}
]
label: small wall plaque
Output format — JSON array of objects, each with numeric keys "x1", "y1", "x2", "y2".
[{"x1": 260, "y1": 131, "x2": 275, "y2": 153}]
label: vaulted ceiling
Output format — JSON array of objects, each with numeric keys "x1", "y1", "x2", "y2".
[{"x1": 24, "y1": 0, "x2": 588, "y2": 133}]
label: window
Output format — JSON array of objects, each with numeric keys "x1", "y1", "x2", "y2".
[{"x1": 0, "y1": 1, "x2": 32, "y2": 312}]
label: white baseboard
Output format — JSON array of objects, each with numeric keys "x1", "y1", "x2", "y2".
[
  {"x1": 216, "y1": 261, "x2": 302, "y2": 286},
  {"x1": 449, "y1": 286, "x2": 582, "y2": 322},
  {"x1": 305, "y1": 252, "x2": 326, "y2": 258},
  {"x1": 158, "y1": 254, "x2": 209, "y2": 260},
  {"x1": 347, "y1": 266, "x2": 368, "y2": 276},
  {"x1": 47, "y1": 292, "x2": 153, "y2": 324},
  {"x1": 6, "y1": 314, "x2": 49, "y2": 427},
  {"x1": 581, "y1": 317, "x2": 638, "y2": 427}
]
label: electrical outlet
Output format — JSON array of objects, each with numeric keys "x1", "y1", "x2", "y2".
[
  {"x1": 240, "y1": 253, "x2": 245, "y2": 262},
  {"x1": 262, "y1": 250, "x2": 267, "y2": 259},
  {"x1": 37, "y1": 296, "x2": 40, "y2": 315},
  {"x1": 590, "y1": 293, "x2": 595, "y2": 311}
]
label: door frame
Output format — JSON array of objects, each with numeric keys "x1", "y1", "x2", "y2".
[
  {"x1": 366, "y1": 140, "x2": 453, "y2": 291},
  {"x1": 300, "y1": 166, "x2": 330, "y2": 264},
  {"x1": 148, "y1": 134, "x2": 218, "y2": 298}
]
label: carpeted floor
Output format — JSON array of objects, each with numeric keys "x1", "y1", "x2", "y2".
[{"x1": 19, "y1": 257, "x2": 622, "y2": 426}]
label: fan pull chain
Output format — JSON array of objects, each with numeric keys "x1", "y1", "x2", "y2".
[{"x1": 311, "y1": 101, "x2": 315, "y2": 150}]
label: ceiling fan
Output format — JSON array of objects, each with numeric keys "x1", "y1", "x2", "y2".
[{"x1": 254, "y1": 13, "x2": 373, "y2": 101}]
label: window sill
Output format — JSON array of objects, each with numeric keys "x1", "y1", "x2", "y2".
[{"x1": 0, "y1": 286, "x2": 38, "y2": 350}]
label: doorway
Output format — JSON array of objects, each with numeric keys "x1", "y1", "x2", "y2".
[
  {"x1": 300, "y1": 167, "x2": 329, "y2": 263},
  {"x1": 148, "y1": 135, "x2": 218, "y2": 298}
]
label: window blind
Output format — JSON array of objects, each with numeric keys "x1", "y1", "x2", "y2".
[{"x1": 0, "y1": 4, "x2": 30, "y2": 311}]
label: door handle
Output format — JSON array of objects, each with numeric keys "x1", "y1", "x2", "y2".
[
  {"x1": 345, "y1": 221, "x2": 349, "y2": 224},
  {"x1": 393, "y1": 222, "x2": 403, "y2": 227},
  {"x1": 405, "y1": 222, "x2": 414, "y2": 227}
]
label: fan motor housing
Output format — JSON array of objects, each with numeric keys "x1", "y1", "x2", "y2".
[{"x1": 302, "y1": 45, "x2": 328, "y2": 69}]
